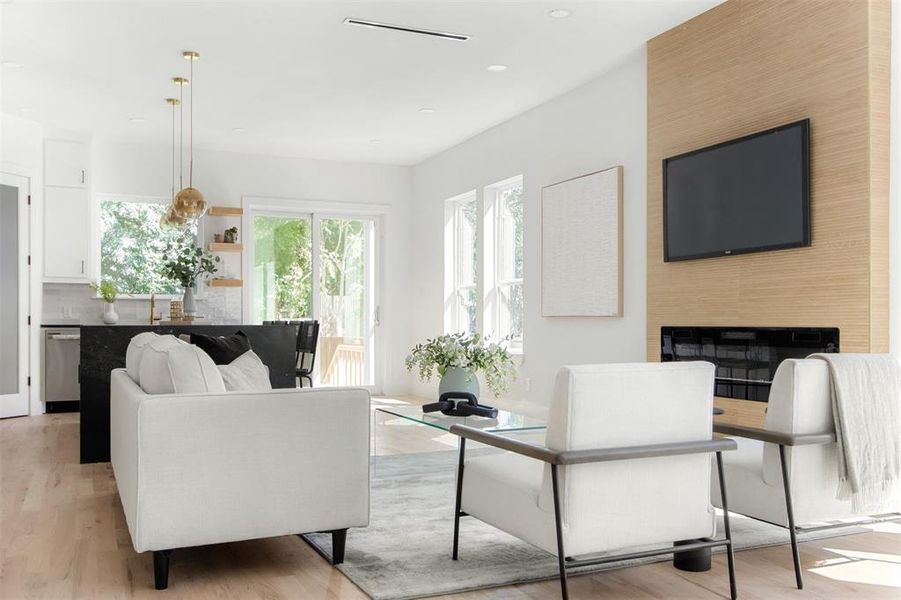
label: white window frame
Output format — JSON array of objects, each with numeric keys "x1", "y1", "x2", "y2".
[
  {"x1": 444, "y1": 191, "x2": 478, "y2": 335},
  {"x1": 94, "y1": 193, "x2": 203, "y2": 300},
  {"x1": 485, "y1": 176, "x2": 524, "y2": 352}
]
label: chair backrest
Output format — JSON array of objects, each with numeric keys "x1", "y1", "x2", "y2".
[
  {"x1": 295, "y1": 320, "x2": 320, "y2": 371},
  {"x1": 539, "y1": 362, "x2": 716, "y2": 555},
  {"x1": 762, "y1": 358, "x2": 835, "y2": 487}
]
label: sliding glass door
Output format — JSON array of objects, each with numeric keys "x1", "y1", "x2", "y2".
[{"x1": 250, "y1": 211, "x2": 375, "y2": 388}]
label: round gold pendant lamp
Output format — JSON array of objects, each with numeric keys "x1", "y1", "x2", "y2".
[
  {"x1": 160, "y1": 96, "x2": 186, "y2": 228},
  {"x1": 173, "y1": 50, "x2": 206, "y2": 219}
]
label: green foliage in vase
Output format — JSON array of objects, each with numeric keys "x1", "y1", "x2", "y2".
[
  {"x1": 405, "y1": 333, "x2": 517, "y2": 398},
  {"x1": 160, "y1": 232, "x2": 220, "y2": 289},
  {"x1": 89, "y1": 280, "x2": 120, "y2": 303}
]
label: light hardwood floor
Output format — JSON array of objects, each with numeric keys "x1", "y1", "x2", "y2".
[{"x1": 2, "y1": 406, "x2": 899, "y2": 599}]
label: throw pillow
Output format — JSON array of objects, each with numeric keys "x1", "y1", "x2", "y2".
[
  {"x1": 217, "y1": 350, "x2": 273, "y2": 391},
  {"x1": 189, "y1": 330, "x2": 252, "y2": 365},
  {"x1": 125, "y1": 331, "x2": 171, "y2": 384},
  {"x1": 138, "y1": 336, "x2": 226, "y2": 395}
]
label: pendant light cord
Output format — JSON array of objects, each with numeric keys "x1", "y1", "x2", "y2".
[
  {"x1": 189, "y1": 57, "x2": 194, "y2": 188},
  {"x1": 179, "y1": 82, "x2": 184, "y2": 190},
  {"x1": 171, "y1": 101, "x2": 176, "y2": 200}
]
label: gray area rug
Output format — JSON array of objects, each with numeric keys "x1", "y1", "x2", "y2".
[{"x1": 306, "y1": 451, "x2": 867, "y2": 600}]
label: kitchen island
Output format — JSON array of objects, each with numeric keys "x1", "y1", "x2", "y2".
[{"x1": 79, "y1": 324, "x2": 297, "y2": 463}]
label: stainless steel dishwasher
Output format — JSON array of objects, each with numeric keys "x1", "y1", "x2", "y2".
[{"x1": 43, "y1": 327, "x2": 81, "y2": 413}]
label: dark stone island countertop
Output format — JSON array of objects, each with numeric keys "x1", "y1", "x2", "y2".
[{"x1": 79, "y1": 324, "x2": 297, "y2": 464}]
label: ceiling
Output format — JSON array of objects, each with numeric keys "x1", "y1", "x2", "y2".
[{"x1": 1, "y1": 1, "x2": 720, "y2": 165}]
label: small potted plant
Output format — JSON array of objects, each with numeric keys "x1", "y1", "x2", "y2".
[
  {"x1": 90, "y1": 280, "x2": 121, "y2": 324},
  {"x1": 161, "y1": 234, "x2": 220, "y2": 316},
  {"x1": 405, "y1": 333, "x2": 516, "y2": 400},
  {"x1": 224, "y1": 226, "x2": 238, "y2": 244}
]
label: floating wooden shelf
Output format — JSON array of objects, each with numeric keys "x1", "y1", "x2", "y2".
[
  {"x1": 208, "y1": 243, "x2": 243, "y2": 253},
  {"x1": 207, "y1": 278, "x2": 243, "y2": 288},
  {"x1": 207, "y1": 206, "x2": 243, "y2": 217}
]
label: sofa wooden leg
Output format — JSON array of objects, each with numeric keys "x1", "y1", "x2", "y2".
[
  {"x1": 331, "y1": 529, "x2": 347, "y2": 565},
  {"x1": 153, "y1": 550, "x2": 173, "y2": 590}
]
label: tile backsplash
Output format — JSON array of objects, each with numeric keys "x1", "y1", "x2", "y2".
[{"x1": 42, "y1": 283, "x2": 243, "y2": 325}]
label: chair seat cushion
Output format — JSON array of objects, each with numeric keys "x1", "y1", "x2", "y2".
[
  {"x1": 461, "y1": 452, "x2": 559, "y2": 555},
  {"x1": 711, "y1": 438, "x2": 859, "y2": 526}
]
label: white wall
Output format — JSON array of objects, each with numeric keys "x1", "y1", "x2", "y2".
[
  {"x1": 68, "y1": 141, "x2": 414, "y2": 394},
  {"x1": 410, "y1": 50, "x2": 647, "y2": 413},
  {"x1": 891, "y1": 2, "x2": 900, "y2": 357},
  {"x1": 1, "y1": 113, "x2": 44, "y2": 414}
]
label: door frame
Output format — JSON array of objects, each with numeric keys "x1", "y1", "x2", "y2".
[
  {"x1": 241, "y1": 196, "x2": 387, "y2": 392},
  {"x1": 0, "y1": 172, "x2": 32, "y2": 417}
]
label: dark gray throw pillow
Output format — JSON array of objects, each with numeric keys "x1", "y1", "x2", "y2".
[{"x1": 189, "y1": 330, "x2": 252, "y2": 365}]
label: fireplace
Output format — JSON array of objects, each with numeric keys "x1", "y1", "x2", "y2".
[{"x1": 661, "y1": 326, "x2": 839, "y2": 402}]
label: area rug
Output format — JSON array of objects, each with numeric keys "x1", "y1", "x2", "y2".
[{"x1": 306, "y1": 451, "x2": 870, "y2": 600}]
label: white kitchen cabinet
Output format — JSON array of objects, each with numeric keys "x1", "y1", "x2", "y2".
[
  {"x1": 44, "y1": 186, "x2": 91, "y2": 281},
  {"x1": 44, "y1": 140, "x2": 89, "y2": 187}
]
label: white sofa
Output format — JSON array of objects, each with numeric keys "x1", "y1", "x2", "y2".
[{"x1": 110, "y1": 357, "x2": 370, "y2": 590}]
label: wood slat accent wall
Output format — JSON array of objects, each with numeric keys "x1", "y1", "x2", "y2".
[{"x1": 646, "y1": 0, "x2": 891, "y2": 425}]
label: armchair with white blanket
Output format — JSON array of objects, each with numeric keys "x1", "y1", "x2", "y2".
[
  {"x1": 711, "y1": 356, "x2": 901, "y2": 590},
  {"x1": 450, "y1": 362, "x2": 738, "y2": 600}
]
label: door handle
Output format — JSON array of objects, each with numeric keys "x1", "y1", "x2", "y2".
[
  {"x1": 81, "y1": 170, "x2": 85, "y2": 184},
  {"x1": 80, "y1": 260, "x2": 85, "y2": 274}
]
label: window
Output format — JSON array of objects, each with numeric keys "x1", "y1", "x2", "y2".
[
  {"x1": 252, "y1": 214, "x2": 313, "y2": 322},
  {"x1": 445, "y1": 192, "x2": 478, "y2": 335},
  {"x1": 99, "y1": 197, "x2": 197, "y2": 295},
  {"x1": 494, "y1": 181, "x2": 524, "y2": 349},
  {"x1": 443, "y1": 177, "x2": 524, "y2": 351}
]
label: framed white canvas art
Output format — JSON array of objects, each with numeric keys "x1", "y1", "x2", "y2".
[{"x1": 541, "y1": 165, "x2": 623, "y2": 317}]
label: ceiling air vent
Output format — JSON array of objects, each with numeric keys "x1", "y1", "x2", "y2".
[{"x1": 343, "y1": 18, "x2": 470, "y2": 42}]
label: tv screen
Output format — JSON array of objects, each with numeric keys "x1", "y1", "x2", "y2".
[{"x1": 664, "y1": 119, "x2": 810, "y2": 262}]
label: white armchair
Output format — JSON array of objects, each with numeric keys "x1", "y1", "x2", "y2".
[
  {"x1": 711, "y1": 358, "x2": 901, "y2": 589},
  {"x1": 110, "y1": 369, "x2": 370, "y2": 590},
  {"x1": 450, "y1": 362, "x2": 737, "y2": 600}
]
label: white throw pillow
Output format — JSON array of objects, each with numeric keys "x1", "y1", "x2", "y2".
[
  {"x1": 138, "y1": 335, "x2": 226, "y2": 395},
  {"x1": 217, "y1": 350, "x2": 273, "y2": 392},
  {"x1": 125, "y1": 332, "x2": 173, "y2": 384}
]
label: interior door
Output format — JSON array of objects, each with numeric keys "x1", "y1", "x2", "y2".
[{"x1": 0, "y1": 173, "x2": 30, "y2": 418}]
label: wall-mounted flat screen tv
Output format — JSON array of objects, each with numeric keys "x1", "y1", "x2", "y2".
[{"x1": 663, "y1": 119, "x2": 810, "y2": 262}]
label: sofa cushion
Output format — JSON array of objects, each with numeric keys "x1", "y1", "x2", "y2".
[
  {"x1": 217, "y1": 350, "x2": 272, "y2": 392},
  {"x1": 138, "y1": 335, "x2": 226, "y2": 395},
  {"x1": 125, "y1": 332, "x2": 175, "y2": 384},
  {"x1": 189, "y1": 330, "x2": 252, "y2": 365}
]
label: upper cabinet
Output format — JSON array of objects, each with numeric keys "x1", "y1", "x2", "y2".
[
  {"x1": 44, "y1": 139, "x2": 93, "y2": 282},
  {"x1": 44, "y1": 140, "x2": 89, "y2": 187}
]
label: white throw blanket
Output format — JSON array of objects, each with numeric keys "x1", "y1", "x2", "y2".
[{"x1": 809, "y1": 353, "x2": 901, "y2": 513}]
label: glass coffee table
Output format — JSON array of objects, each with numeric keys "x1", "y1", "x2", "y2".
[{"x1": 373, "y1": 402, "x2": 546, "y2": 462}]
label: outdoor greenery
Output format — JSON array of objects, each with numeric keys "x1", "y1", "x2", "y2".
[
  {"x1": 161, "y1": 233, "x2": 220, "y2": 289},
  {"x1": 253, "y1": 216, "x2": 365, "y2": 331},
  {"x1": 100, "y1": 200, "x2": 197, "y2": 295},
  {"x1": 405, "y1": 332, "x2": 517, "y2": 398}
]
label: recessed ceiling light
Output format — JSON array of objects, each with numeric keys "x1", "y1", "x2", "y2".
[
  {"x1": 232, "y1": 127, "x2": 247, "y2": 133},
  {"x1": 128, "y1": 117, "x2": 146, "y2": 123},
  {"x1": 18, "y1": 106, "x2": 34, "y2": 113},
  {"x1": 1, "y1": 61, "x2": 23, "y2": 69},
  {"x1": 369, "y1": 139, "x2": 382, "y2": 145},
  {"x1": 418, "y1": 108, "x2": 436, "y2": 114},
  {"x1": 548, "y1": 9, "x2": 571, "y2": 19},
  {"x1": 487, "y1": 64, "x2": 508, "y2": 72}
]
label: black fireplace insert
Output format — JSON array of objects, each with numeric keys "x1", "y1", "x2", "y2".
[{"x1": 661, "y1": 326, "x2": 839, "y2": 402}]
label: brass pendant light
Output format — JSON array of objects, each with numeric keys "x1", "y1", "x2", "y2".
[
  {"x1": 173, "y1": 50, "x2": 206, "y2": 219},
  {"x1": 160, "y1": 96, "x2": 186, "y2": 228}
]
